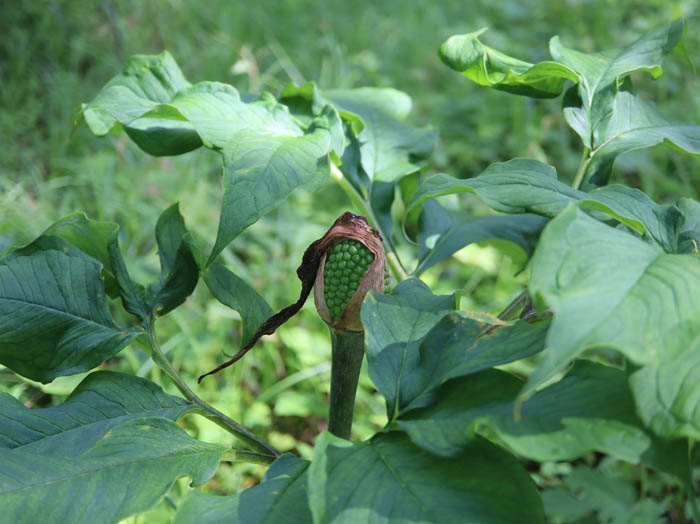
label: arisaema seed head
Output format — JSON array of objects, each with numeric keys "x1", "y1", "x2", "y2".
[
  {"x1": 314, "y1": 212, "x2": 389, "y2": 332},
  {"x1": 198, "y1": 211, "x2": 389, "y2": 382}
]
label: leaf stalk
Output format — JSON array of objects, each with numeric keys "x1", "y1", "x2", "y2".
[
  {"x1": 330, "y1": 162, "x2": 409, "y2": 281},
  {"x1": 571, "y1": 146, "x2": 592, "y2": 190},
  {"x1": 143, "y1": 327, "x2": 280, "y2": 458}
]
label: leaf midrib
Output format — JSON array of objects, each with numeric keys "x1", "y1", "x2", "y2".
[{"x1": 0, "y1": 296, "x2": 126, "y2": 334}]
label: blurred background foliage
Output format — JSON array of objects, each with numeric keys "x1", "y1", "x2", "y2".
[{"x1": 1, "y1": 0, "x2": 699, "y2": 521}]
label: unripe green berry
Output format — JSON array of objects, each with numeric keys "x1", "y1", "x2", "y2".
[{"x1": 324, "y1": 239, "x2": 374, "y2": 319}]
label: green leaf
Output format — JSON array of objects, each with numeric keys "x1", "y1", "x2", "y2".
[
  {"x1": 677, "y1": 198, "x2": 700, "y2": 254},
  {"x1": 0, "y1": 417, "x2": 224, "y2": 524},
  {"x1": 581, "y1": 90, "x2": 700, "y2": 187},
  {"x1": 0, "y1": 370, "x2": 195, "y2": 451},
  {"x1": 151, "y1": 82, "x2": 301, "y2": 150},
  {"x1": 362, "y1": 278, "x2": 547, "y2": 418},
  {"x1": 401, "y1": 315, "x2": 548, "y2": 413},
  {"x1": 415, "y1": 208, "x2": 547, "y2": 275},
  {"x1": 208, "y1": 123, "x2": 332, "y2": 264},
  {"x1": 439, "y1": 28, "x2": 578, "y2": 98},
  {"x1": 0, "y1": 236, "x2": 138, "y2": 382},
  {"x1": 40, "y1": 213, "x2": 152, "y2": 321},
  {"x1": 323, "y1": 88, "x2": 435, "y2": 183},
  {"x1": 203, "y1": 262, "x2": 274, "y2": 349},
  {"x1": 174, "y1": 454, "x2": 310, "y2": 524},
  {"x1": 146, "y1": 203, "x2": 199, "y2": 316},
  {"x1": 82, "y1": 54, "x2": 337, "y2": 260},
  {"x1": 544, "y1": 467, "x2": 666, "y2": 524},
  {"x1": 323, "y1": 88, "x2": 436, "y2": 242},
  {"x1": 308, "y1": 431, "x2": 544, "y2": 524},
  {"x1": 628, "y1": 334, "x2": 700, "y2": 440},
  {"x1": 43, "y1": 213, "x2": 120, "y2": 278},
  {"x1": 397, "y1": 362, "x2": 687, "y2": 479},
  {"x1": 361, "y1": 278, "x2": 458, "y2": 418},
  {"x1": 527, "y1": 206, "x2": 700, "y2": 438},
  {"x1": 551, "y1": 19, "x2": 684, "y2": 147},
  {"x1": 280, "y1": 81, "x2": 346, "y2": 157},
  {"x1": 406, "y1": 158, "x2": 683, "y2": 252},
  {"x1": 79, "y1": 51, "x2": 202, "y2": 155}
]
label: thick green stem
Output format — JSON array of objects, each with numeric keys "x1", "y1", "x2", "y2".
[
  {"x1": 330, "y1": 162, "x2": 409, "y2": 281},
  {"x1": 328, "y1": 329, "x2": 365, "y2": 439},
  {"x1": 143, "y1": 328, "x2": 280, "y2": 458},
  {"x1": 571, "y1": 146, "x2": 592, "y2": 190}
]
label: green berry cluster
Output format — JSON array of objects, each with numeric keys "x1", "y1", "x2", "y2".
[{"x1": 323, "y1": 239, "x2": 374, "y2": 318}]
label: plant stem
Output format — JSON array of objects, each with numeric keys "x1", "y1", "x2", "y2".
[
  {"x1": 144, "y1": 328, "x2": 280, "y2": 458},
  {"x1": 498, "y1": 289, "x2": 529, "y2": 321},
  {"x1": 221, "y1": 449, "x2": 278, "y2": 466},
  {"x1": 498, "y1": 147, "x2": 594, "y2": 321},
  {"x1": 688, "y1": 439, "x2": 700, "y2": 522},
  {"x1": 328, "y1": 328, "x2": 365, "y2": 439},
  {"x1": 330, "y1": 162, "x2": 409, "y2": 281},
  {"x1": 571, "y1": 146, "x2": 592, "y2": 190}
]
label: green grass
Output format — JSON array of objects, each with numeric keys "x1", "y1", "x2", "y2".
[{"x1": 2, "y1": 1, "x2": 699, "y2": 520}]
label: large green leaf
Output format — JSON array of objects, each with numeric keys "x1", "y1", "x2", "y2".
[
  {"x1": 628, "y1": 330, "x2": 700, "y2": 439},
  {"x1": 174, "y1": 454, "x2": 310, "y2": 524},
  {"x1": 153, "y1": 82, "x2": 301, "y2": 149},
  {"x1": 208, "y1": 122, "x2": 332, "y2": 263},
  {"x1": 43, "y1": 213, "x2": 120, "y2": 277},
  {"x1": 0, "y1": 236, "x2": 138, "y2": 382},
  {"x1": 397, "y1": 362, "x2": 687, "y2": 479},
  {"x1": 0, "y1": 370, "x2": 195, "y2": 451},
  {"x1": 308, "y1": 431, "x2": 544, "y2": 524},
  {"x1": 406, "y1": 158, "x2": 683, "y2": 252},
  {"x1": 0, "y1": 417, "x2": 224, "y2": 524},
  {"x1": 551, "y1": 19, "x2": 684, "y2": 148},
  {"x1": 361, "y1": 279, "x2": 458, "y2": 418},
  {"x1": 527, "y1": 206, "x2": 700, "y2": 438},
  {"x1": 440, "y1": 22, "x2": 695, "y2": 189},
  {"x1": 82, "y1": 53, "x2": 338, "y2": 264},
  {"x1": 400, "y1": 314, "x2": 548, "y2": 414},
  {"x1": 203, "y1": 262, "x2": 274, "y2": 349},
  {"x1": 439, "y1": 28, "x2": 577, "y2": 98},
  {"x1": 581, "y1": 90, "x2": 700, "y2": 187},
  {"x1": 280, "y1": 81, "x2": 346, "y2": 156},
  {"x1": 362, "y1": 278, "x2": 547, "y2": 419},
  {"x1": 46, "y1": 209, "x2": 200, "y2": 321}
]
